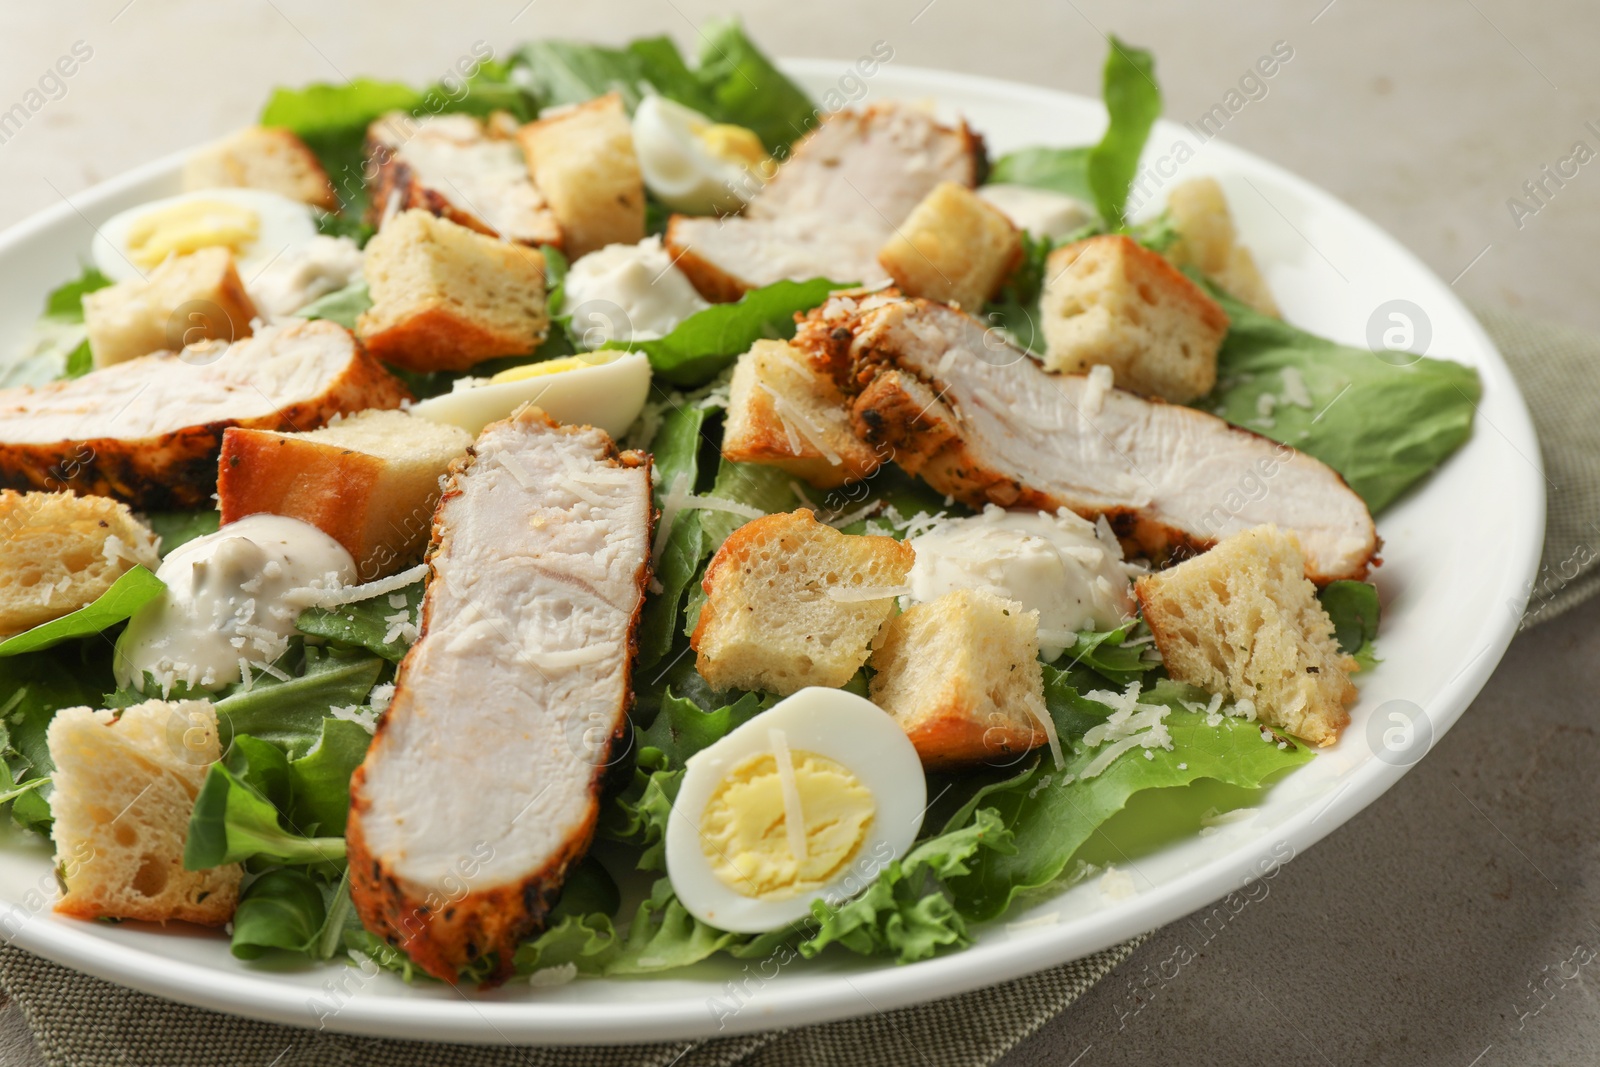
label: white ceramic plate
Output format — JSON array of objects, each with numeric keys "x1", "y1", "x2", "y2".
[{"x1": 0, "y1": 60, "x2": 1543, "y2": 1045}]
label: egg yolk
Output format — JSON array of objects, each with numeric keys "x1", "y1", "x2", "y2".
[
  {"x1": 489, "y1": 353, "x2": 616, "y2": 383},
  {"x1": 698, "y1": 750, "x2": 875, "y2": 900},
  {"x1": 124, "y1": 200, "x2": 260, "y2": 268},
  {"x1": 696, "y1": 124, "x2": 770, "y2": 171}
]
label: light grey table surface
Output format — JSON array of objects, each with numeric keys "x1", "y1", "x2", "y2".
[{"x1": 0, "y1": 2, "x2": 1594, "y2": 1064}]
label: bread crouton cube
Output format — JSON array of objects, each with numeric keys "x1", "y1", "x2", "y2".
[
  {"x1": 357, "y1": 209, "x2": 548, "y2": 372},
  {"x1": 83, "y1": 247, "x2": 258, "y2": 368},
  {"x1": 878, "y1": 182, "x2": 1022, "y2": 312},
  {"x1": 182, "y1": 126, "x2": 338, "y2": 210},
  {"x1": 723, "y1": 340, "x2": 883, "y2": 489},
  {"x1": 1164, "y1": 177, "x2": 1279, "y2": 317},
  {"x1": 692, "y1": 509, "x2": 915, "y2": 695},
  {"x1": 517, "y1": 92, "x2": 645, "y2": 259},
  {"x1": 48, "y1": 700, "x2": 242, "y2": 925},
  {"x1": 870, "y1": 588, "x2": 1047, "y2": 769},
  {"x1": 1040, "y1": 234, "x2": 1230, "y2": 403},
  {"x1": 219, "y1": 409, "x2": 470, "y2": 581},
  {"x1": 0, "y1": 490, "x2": 160, "y2": 636},
  {"x1": 1135, "y1": 524, "x2": 1357, "y2": 746}
]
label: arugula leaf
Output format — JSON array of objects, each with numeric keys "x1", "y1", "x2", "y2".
[
  {"x1": 230, "y1": 867, "x2": 328, "y2": 960},
  {"x1": 0, "y1": 566, "x2": 164, "y2": 657},
  {"x1": 297, "y1": 281, "x2": 371, "y2": 330},
  {"x1": 1085, "y1": 37, "x2": 1161, "y2": 229},
  {"x1": 185, "y1": 761, "x2": 346, "y2": 870},
  {"x1": 286, "y1": 718, "x2": 371, "y2": 836},
  {"x1": 603, "y1": 278, "x2": 844, "y2": 386},
  {"x1": 988, "y1": 147, "x2": 1095, "y2": 203},
  {"x1": 946, "y1": 689, "x2": 1311, "y2": 920},
  {"x1": 1206, "y1": 287, "x2": 1481, "y2": 512},
  {"x1": 1049, "y1": 622, "x2": 1160, "y2": 688},
  {"x1": 800, "y1": 807, "x2": 1014, "y2": 964},
  {"x1": 142, "y1": 509, "x2": 220, "y2": 556},
  {"x1": 214, "y1": 647, "x2": 384, "y2": 759},
  {"x1": 1319, "y1": 580, "x2": 1381, "y2": 670},
  {"x1": 295, "y1": 581, "x2": 422, "y2": 662},
  {"x1": 692, "y1": 18, "x2": 817, "y2": 153}
]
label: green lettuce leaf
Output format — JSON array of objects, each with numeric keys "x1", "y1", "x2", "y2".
[
  {"x1": 1, "y1": 266, "x2": 110, "y2": 386},
  {"x1": 213, "y1": 646, "x2": 385, "y2": 758},
  {"x1": 0, "y1": 566, "x2": 164, "y2": 657},
  {"x1": 1049, "y1": 622, "x2": 1160, "y2": 688},
  {"x1": 692, "y1": 17, "x2": 817, "y2": 153},
  {"x1": 1206, "y1": 287, "x2": 1481, "y2": 512},
  {"x1": 635, "y1": 398, "x2": 712, "y2": 670},
  {"x1": 297, "y1": 281, "x2": 371, "y2": 329},
  {"x1": 0, "y1": 643, "x2": 117, "y2": 833},
  {"x1": 512, "y1": 913, "x2": 619, "y2": 977},
  {"x1": 1319, "y1": 580, "x2": 1381, "y2": 670},
  {"x1": 599, "y1": 747, "x2": 679, "y2": 872},
  {"x1": 641, "y1": 689, "x2": 770, "y2": 765},
  {"x1": 230, "y1": 867, "x2": 327, "y2": 960},
  {"x1": 983, "y1": 230, "x2": 1056, "y2": 355},
  {"x1": 295, "y1": 580, "x2": 422, "y2": 662},
  {"x1": 286, "y1": 718, "x2": 372, "y2": 837},
  {"x1": 143, "y1": 509, "x2": 220, "y2": 556},
  {"x1": 1086, "y1": 37, "x2": 1161, "y2": 229},
  {"x1": 988, "y1": 147, "x2": 1094, "y2": 202},
  {"x1": 603, "y1": 278, "x2": 845, "y2": 386},
  {"x1": 607, "y1": 876, "x2": 750, "y2": 975},
  {"x1": 185, "y1": 759, "x2": 346, "y2": 871}
]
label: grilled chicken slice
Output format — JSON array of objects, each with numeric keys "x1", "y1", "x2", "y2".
[
  {"x1": 795, "y1": 294, "x2": 1377, "y2": 582},
  {"x1": 666, "y1": 104, "x2": 984, "y2": 301},
  {"x1": 366, "y1": 112, "x2": 561, "y2": 247},
  {"x1": 0, "y1": 320, "x2": 407, "y2": 509},
  {"x1": 346, "y1": 406, "x2": 653, "y2": 985}
]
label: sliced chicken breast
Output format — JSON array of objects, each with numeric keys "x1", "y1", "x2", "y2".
[
  {"x1": 0, "y1": 320, "x2": 407, "y2": 509},
  {"x1": 667, "y1": 104, "x2": 984, "y2": 301},
  {"x1": 795, "y1": 294, "x2": 1377, "y2": 582},
  {"x1": 366, "y1": 112, "x2": 562, "y2": 247},
  {"x1": 346, "y1": 406, "x2": 653, "y2": 985}
]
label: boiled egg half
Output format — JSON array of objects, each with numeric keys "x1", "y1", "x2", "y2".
[
  {"x1": 632, "y1": 95, "x2": 771, "y2": 215},
  {"x1": 407, "y1": 351, "x2": 652, "y2": 439},
  {"x1": 92, "y1": 188, "x2": 318, "y2": 283},
  {"x1": 665, "y1": 687, "x2": 927, "y2": 933}
]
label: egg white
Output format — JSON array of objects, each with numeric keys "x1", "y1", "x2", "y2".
[
  {"x1": 92, "y1": 188, "x2": 318, "y2": 283},
  {"x1": 633, "y1": 96, "x2": 750, "y2": 216},
  {"x1": 666, "y1": 687, "x2": 927, "y2": 933},
  {"x1": 407, "y1": 351, "x2": 652, "y2": 439}
]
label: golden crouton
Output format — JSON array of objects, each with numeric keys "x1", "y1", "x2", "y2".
[
  {"x1": 83, "y1": 247, "x2": 258, "y2": 368},
  {"x1": 870, "y1": 588, "x2": 1047, "y2": 769},
  {"x1": 1136, "y1": 524, "x2": 1357, "y2": 746},
  {"x1": 1164, "y1": 177, "x2": 1279, "y2": 317},
  {"x1": 722, "y1": 340, "x2": 883, "y2": 489},
  {"x1": 692, "y1": 509, "x2": 915, "y2": 694},
  {"x1": 878, "y1": 182, "x2": 1022, "y2": 311},
  {"x1": 357, "y1": 209, "x2": 548, "y2": 372},
  {"x1": 182, "y1": 126, "x2": 338, "y2": 210},
  {"x1": 0, "y1": 490, "x2": 159, "y2": 636},
  {"x1": 219, "y1": 410, "x2": 470, "y2": 581},
  {"x1": 1040, "y1": 234, "x2": 1229, "y2": 403},
  {"x1": 517, "y1": 93, "x2": 645, "y2": 259},
  {"x1": 49, "y1": 700, "x2": 242, "y2": 926}
]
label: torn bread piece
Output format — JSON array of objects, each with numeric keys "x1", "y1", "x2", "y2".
[
  {"x1": 722, "y1": 340, "x2": 883, "y2": 488},
  {"x1": 667, "y1": 104, "x2": 984, "y2": 301},
  {"x1": 1040, "y1": 234, "x2": 1229, "y2": 404},
  {"x1": 1136, "y1": 524, "x2": 1357, "y2": 746},
  {"x1": 691, "y1": 509, "x2": 914, "y2": 695},
  {"x1": 792, "y1": 293, "x2": 1376, "y2": 583},
  {"x1": 218, "y1": 409, "x2": 471, "y2": 581},
  {"x1": 0, "y1": 490, "x2": 159, "y2": 636},
  {"x1": 0, "y1": 319, "x2": 408, "y2": 509},
  {"x1": 83, "y1": 247, "x2": 258, "y2": 369},
  {"x1": 870, "y1": 588, "x2": 1047, "y2": 769},
  {"x1": 879, "y1": 181, "x2": 1022, "y2": 312},
  {"x1": 182, "y1": 126, "x2": 338, "y2": 210},
  {"x1": 347, "y1": 406, "x2": 653, "y2": 985},
  {"x1": 365, "y1": 111, "x2": 560, "y2": 246},
  {"x1": 49, "y1": 700, "x2": 241, "y2": 925},
  {"x1": 357, "y1": 209, "x2": 548, "y2": 372},
  {"x1": 517, "y1": 93, "x2": 645, "y2": 260},
  {"x1": 1164, "y1": 177, "x2": 1280, "y2": 317}
]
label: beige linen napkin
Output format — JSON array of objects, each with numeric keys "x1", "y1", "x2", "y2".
[{"x1": 0, "y1": 305, "x2": 1592, "y2": 1067}]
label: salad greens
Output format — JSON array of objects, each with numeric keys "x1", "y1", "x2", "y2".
[
  {"x1": 1, "y1": 266, "x2": 111, "y2": 387},
  {"x1": 0, "y1": 566, "x2": 163, "y2": 657},
  {"x1": 143, "y1": 509, "x2": 221, "y2": 555},
  {"x1": 296, "y1": 580, "x2": 423, "y2": 662},
  {"x1": 1085, "y1": 37, "x2": 1163, "y2": 229}
]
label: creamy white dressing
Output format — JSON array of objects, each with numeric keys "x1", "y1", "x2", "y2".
[
  {"x1": 114, "y1": 514, "x2": 356, "y2": 693},
  {"x1": 977, "y1": 183, "x2": 1095, "y2": 241},
  {"x1": 906, "y1": 505, "x2": 1135, "y2": 660},
  {"x1": 247, "y1": 234, "x2": 364, "y2": 320},
  {"x1": 561, "y1": 237, "x2": 709, "y2": 344}
]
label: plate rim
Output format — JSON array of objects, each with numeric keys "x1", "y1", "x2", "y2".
[{"x1": 0, "y1": 56, "x2": 1545, "y2": 1045}]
